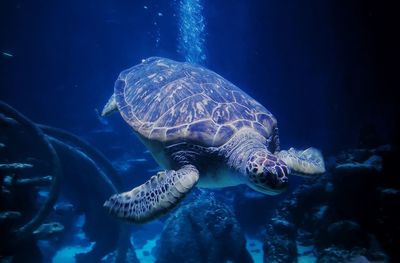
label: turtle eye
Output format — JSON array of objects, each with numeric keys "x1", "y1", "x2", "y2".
[
  {"x1": 245, "y1": 162, "x2": 262, "y2": 176},
  {"x1": 276, "y1": 166, "x2": 285, "y2": 178},
  {"x1": 263, "y1": 166, "x2": 275, "y2": 176}
]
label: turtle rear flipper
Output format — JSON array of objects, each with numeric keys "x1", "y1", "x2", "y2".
[
  {"x1": 101, "y1": 94, "x2": 118, "y2": 117},
  {"x1": 277, "y1": 147, "x2": 325, "y2": 176},
  {"x1": 104, "y1": 165, "x2": 199, "y2": 223}
]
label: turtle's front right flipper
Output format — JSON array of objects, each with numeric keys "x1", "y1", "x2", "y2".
[
  {"x1": 104, "y1": 165, "x2": 199, "y2": 223},
  {"x1": 277, "y1": 147, "x2": 325, "y2": 176}
]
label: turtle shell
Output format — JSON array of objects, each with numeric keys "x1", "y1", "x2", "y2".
[{"x1": 114, "y1": 57, "x2": 277, "y2": 147}]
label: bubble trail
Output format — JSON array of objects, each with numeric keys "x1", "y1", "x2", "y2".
[{"x1": 177, "y1": 0, "x2": 206, "y2": 65}]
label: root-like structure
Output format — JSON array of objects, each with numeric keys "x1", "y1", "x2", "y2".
[{"x1": 0, "y1": 101, "x2": 133, "y2": 262}]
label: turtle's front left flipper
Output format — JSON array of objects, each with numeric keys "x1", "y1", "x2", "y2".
[
  {"x1": 277, "y1": 147, "x2": 326, "y2": 176},
  {"x1": 104, "y1": 165, "x2": 199, "y2": 223}
]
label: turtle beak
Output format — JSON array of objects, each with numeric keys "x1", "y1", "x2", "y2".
[
  {"x1": 267, "y1": 173, "x2": 288, "y2": 189},
  {"x1": 246, "y1": 167, "x2": 288, "y2": 196},
  {"x1": 261, "y1": 166, "x2": 289, "y2": 190}
]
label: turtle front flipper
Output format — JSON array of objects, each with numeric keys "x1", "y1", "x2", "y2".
[
  {"x1": 277, "y1": 147, "x2": 325, "y2": 176},
  {"x1": 104, "y1": 165, "x2": 199, "y2": 223}
]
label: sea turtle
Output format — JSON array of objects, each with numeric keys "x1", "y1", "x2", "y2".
[{"x1": 102, "y1": 57, "x2": 325, "y2": 223}]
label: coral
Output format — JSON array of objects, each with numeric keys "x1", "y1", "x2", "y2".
[
  {"x1": 1, "y1": 101, "x2": 62, "y2": 246},
  {"x1": 263, "y1": 218, "x2": 297, "y2": 263},
  {"x1": 0, "y1": 162, "x2": 33, "y2": 171},
  {"x1": 233, "y1": 185, "x2": 284, "y2": 234},
  {"x1": 155, "y1": 195, "x2": 253, "y2": 263},
  {"x1": 317, "y1": 246, "x2": 367, "y2": 263},
  {"x1": 38, "y1": 124, "x2": 122, "y2": 187},
  {"x1": 335, "y1": 155, "x2": 382, "y2": 173},
  {"x1": 32, "y1": 222, "x2": 64, "y2": 240},
  {"x1": 314, "y1": 220, "x2": 369, "y2": 250},
  {"x1": 0, "y1": 211, "x2": 21, "y2": 222},
  {"x1": 262, "y1": 143, "x2": 397, "y2": 262},
  {"x1": 101, "y1": 248, "x2": 140, "y2": 263},
  {"x1": 0, "y1": 101, "x2": 135, "y2": 262}
]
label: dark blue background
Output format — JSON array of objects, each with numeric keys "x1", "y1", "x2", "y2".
[{"x1": 0, "y1": 0, "x2": 398, "y2": 155}]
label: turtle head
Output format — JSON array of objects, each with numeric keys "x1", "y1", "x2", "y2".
[{"x1": 245, "y1": 150, "x2": 289, "y2": 195}]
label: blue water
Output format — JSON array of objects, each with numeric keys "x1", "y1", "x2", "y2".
[{"x1": 0, "y1": 0, "x2": 398, "y2": 262}]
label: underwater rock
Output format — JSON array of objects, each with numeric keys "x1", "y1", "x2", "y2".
[
  {"x1": 101, "y1": 247, "x2": 140, "y2": 263},
  {"x1": 348, "y1": 256, "x2": 372, "y2": 263},
  {"x1": 131, "y1": 220, "x2": 164, "y2": 249},
  {"x1": 373, "y1": 144, "x2": 392, "y2": 155},
  {"x1": 317, "y1": 246, "x2": 368, "y2": 263},
  {"x1": 335, "y1": 154, "x2": 382, "y2": 173},
  {"x1": 270, "y1": 218, "x2": 296, "y2": 238},
  {"x1": 380, "y1": 187, "x2": 400, "y2": 197},
  {"x1": 263, "y1": 214, "x2": 298, "y2": 263},
  {"x1": 297, "y1": 229, "x2": 314, "y2": 246},
  {"x1": 259, "y1": 143, "x2": 398, "y2": 261},
  {"x1": 334, "y1": 144, "x2": 388, "y2": 174},
  {"x1": 330, "y1": 153, "x2": 382, "y2": 226},
  {"x1": 155, "y1": 196, "x2": 253, "y2": 263},
  {"x1": 282, "y1": 177, "x2": 331, "y2": 229},
  {"x1": 335, "y1": 149, "x2": 371, "y2": 164},
  {"x1": 315, "y1": 220, "x2": 369, "y2": 250},
  {"x1": 263, "y1": 225, "x2": 297, "y2": 263},
  {"x1": 33, "y1": 222, "x2": 64, "y2": 239},
  {"x1": 364, "y1": 235, "x2": 389, "y2": 262},
  {"x1": 378, "y1": 187, "x2": 400, "y2": 215},
  {"x1": 233, "y1": 186, "x2": 283, "y2": 234},
  {"x1": 4, "y1": 237, "x2": 44, "y2": 263},
  {"x1": 311, "y1": 205, "x2": 329, "y2": 224}
]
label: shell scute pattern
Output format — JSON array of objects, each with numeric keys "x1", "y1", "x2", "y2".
[
  {"x1": 187, "y1": 120, "x2": 218, "y2": 144},
  {"x1": 212, "y1": 103, "x2": 234, "y2": 124},
  {"x1": 156, "y1": 93, "x2": 216, "y2": 128},
  {"x1": 232, "y1": 90, "x2": 267, "y2": 114},
  {"x1": 252, "y1": 122, "x2": 268, "y2": 138},
  {"x1": 232, "y1": 120, "x2": 252, "y2": 130},
  {"x1": 149, "y1": 128, "x2": 166, "y2": 141},
  {"x1": 114, "y1": 57, "x2": 277, "y2": 147},
  {"x1": 232, "y1": 103, "x2": 255, "y2": 121},
  {"x1": 213, "y1": 125, "x2": 236, "y2": 145},
  {"x1": 200, "y1": 83, "x2": 226, "y2": 102},
  {"x1": 165, "y1": 125, "x2": 188, "y2": 142}
]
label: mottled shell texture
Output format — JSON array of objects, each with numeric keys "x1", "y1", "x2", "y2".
[{"x1": 114, "y1": 57, "x2": 276, "y2": 147}]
